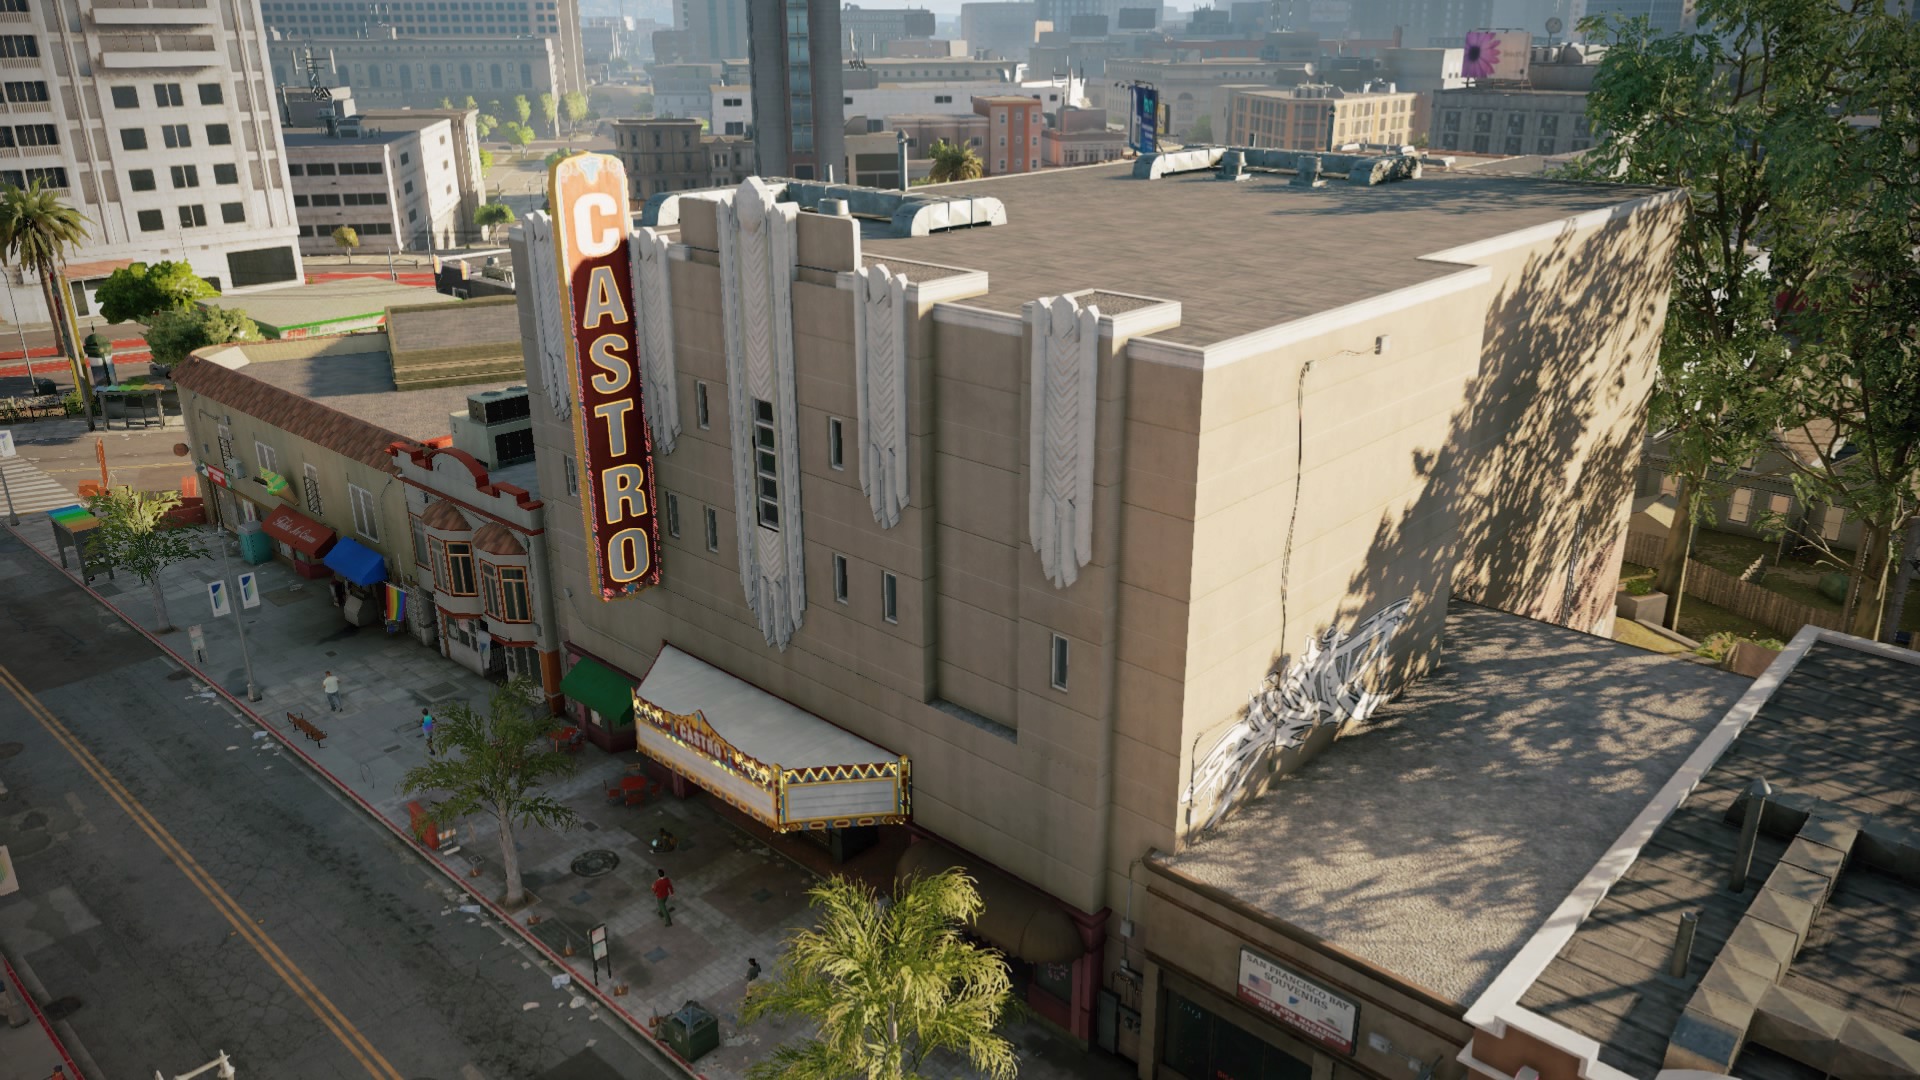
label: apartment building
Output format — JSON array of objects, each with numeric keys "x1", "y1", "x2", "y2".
[
  {"x1": 258, "y1": 0, "x2": 584, "y2": 97},
  {"x1": 841, "y1": 4, "x2": 938, "y2": 53},
  {"x1": 1040, "y1": 105, "x2": 1128, "y2": 165},
  {"x1": 973, "y1": 94, "x2": 1042, "y2": 173},
  {"x1": 507, "y1": 152, "x2": 1684, "y2": 1051},
  {"x1": 267, "y1": 35, "x2": 568, "y2": 113},
  {"x1": 672, "y1": 0, "x2": 749, "y2": 61},
  {"x1": 1099, "y1": 57, "x2": 1317, "y2": 137},
  {"x1": 1219, "y1": 84, "x2": 1418, "y2": 151},
  {"x1": 285, "y1": 114, "x2": 482, "y2": 255},
  {"x1": 746, "y1": 0, "x2": 846, "y2": 179},
  {"x1": 610, "y1": 117, "x2": 752, "y2": 200},
  {"x1": 0, "y1": 0, "x2": 302, "y2": 324},
  {"x1": 958, "y1": 1, "x2": 1040, "y2": 59},
  {"x1": 1428, "y1": 44, "x2": 1604, "y2": 156}
]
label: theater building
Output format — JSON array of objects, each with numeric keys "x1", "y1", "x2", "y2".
[{"x1": 510, "y1": 151, "x2": 1686, "y2": 1052}]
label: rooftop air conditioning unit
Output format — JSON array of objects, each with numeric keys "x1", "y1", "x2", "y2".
[{"x1": 454, "y1": 386, "x2": 534, "y2": 468}]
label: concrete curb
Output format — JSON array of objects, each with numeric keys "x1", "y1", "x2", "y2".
[
  {"x1": 4, "y1": 952, "x2": 89, "y2": 1080},
  {"x1": 3, "y1": 523, "x2": 708, "y2": 1080}
]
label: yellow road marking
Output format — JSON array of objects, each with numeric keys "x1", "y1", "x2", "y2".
[{"x1": 0, "y1": 665, "x2": 405, "y2": 1080}]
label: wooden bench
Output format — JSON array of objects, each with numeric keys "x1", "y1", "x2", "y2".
[{"x1": 287, "y1": 712, "x2": 328, "y2": 747}]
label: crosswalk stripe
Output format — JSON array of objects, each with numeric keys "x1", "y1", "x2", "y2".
[{"x1": 0, "y1": 458, "x2": 80, "y2": 515}]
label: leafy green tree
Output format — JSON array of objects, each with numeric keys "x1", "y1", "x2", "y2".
[
  {"x1": 463, "y1": 95, "x2": 479, "y2": 111},
  {"x1": 331, "y1": 224, "x2": 360, "y2": 262},
  {"x1": 925, "y1": 139, "x2": 984, "y2": 183},
  {"x1": 83, "y1": 487, "x2": 204, "y2": 632},
  {"x1": 1571, "y1": 3, "x2": 1836, "y2": 628},
  {"x1": 476, "y1": 113, "x2": 498, "y2": 139},
  {"x1": 1187, "y1": 113, "x2": 1213, "y2": 143},
  {"x1": 542, "y1": 147, "x2": 579, "y2": 170},
  {"x1": 536, "y1": 92, "x2": 558, "y2": 136},
  {"x1": 513, "y1": 94, "x2": 532, "y2": 127},
  {"x1": 561, "y1": 90, "x2": 589, "y2": 135},
  {"x1": 507, "y1": 123, "x2": 536, "y2": 158},
  {"x1": 0, "y1": 180, "x2": 94, "y2": 429},
  {"x1": 474, "y1": 202, "x2": 515, "y2": 241},
  {"x1": 440, "y1": 96, "x2": 455, "y2": 109},
  {"x1": 399, "y1": 678, "x2": 579, "y2": 908},
  {"x1": 743, "y1": 869, "x2": 1016, "y2": 1080},
  {"x1": 477, "y1": 147, "x2": 496, "y2": 174},
  {"x1": 96, "y1": 260, "x2": 217, "y2": 324},
  {"x1": 144, "y1": 305, "x2": 259, "y2": 367}
]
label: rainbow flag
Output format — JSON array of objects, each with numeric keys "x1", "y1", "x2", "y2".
[{"x1": 383, "y1": 583, "x2": 406, "y2": 624}]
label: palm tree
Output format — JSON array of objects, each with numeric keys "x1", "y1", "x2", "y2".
[
  {"x1": 742, "y1": 869, "x2": 1017, "y2": 1080},
  {"x1": 400, "y1": 678, "x2": 578, "y2": 908},
  {"x1": 925, "y1": 140, "x2": 984, "y2": 184},
  {"x1": 0, "y1": 181, "x2": 95, "y2": 429}
]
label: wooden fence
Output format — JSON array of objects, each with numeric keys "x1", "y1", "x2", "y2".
[{"x1": 1622, "y1": 532, "x2": 1847, "y2": 640}]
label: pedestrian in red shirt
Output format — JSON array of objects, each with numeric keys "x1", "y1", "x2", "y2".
[{"x1": 652, "y1": 869, "x2": 675, "y2": 927}]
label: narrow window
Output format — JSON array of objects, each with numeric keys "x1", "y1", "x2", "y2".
[
  {"x1": 1050, "y1": 633, "x2": 1070, "y2": 691},
  {"x1": 827, "y1": 416, "x2": 844, "y2": 471},
  {"x1": 348, "y1": 483, "x2": 380, "y2": 540},
  {"x1": 1728, "y1": 488, "x2": 1753, "y2": 523},
  {"x1": 562, "y1": 453, "x2": 578, "y2": 496},
  {"x1": 1767, "y1": 493, "x2": 1791, "y2": 516},
  {"x1": 752, "y1": 397, "x2": 779, "y2": 529},
  {"x1": 254, "y1": 440, "x2": 277, "y2": 474},
  {"x1": 703, "y1": 506, "x2": 719, "y2": 552},
  {"x1": 1821, "y1": 507, "x2": 1844, "y2": 541},
  {"x1": 833, "y1": 553, "x2": 848, "y2": 603},
  {"x1": 881, "y1": 571, "x2": 898, "y2": 624},
  {"x1": 666, "y1": 492, "x2": 681, "y2": 538},
  {"x1": 500, "y1": 566, "x2": 530, "y2": 620},
  {"x1": 444, "y1": 541, "x2": 477, "y2": 593},
  {"x1": 303, "y1": 462, "x2": 322, "y2": 514},
  {"x1": 481, "y1": 560, "x2": 503, "y2": 617},
  {"x1": 695, "y1": 380, "x2": 710, "y2": 428}
]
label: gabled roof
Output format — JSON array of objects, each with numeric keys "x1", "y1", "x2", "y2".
[{"x1": 171, "y1": 356, "x2": 409, "y2": 472}]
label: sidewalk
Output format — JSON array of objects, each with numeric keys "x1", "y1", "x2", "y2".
[
  {"x1": 2, "y1": 953, "x2": 89, "y2": 1080},
  {"x1": 5, "y1": 519, "x2": 1130, "y2": 1080}
]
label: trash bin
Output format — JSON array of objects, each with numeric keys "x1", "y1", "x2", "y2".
[
  {"x1": 660, "y1": 1000, "x2": 719, "y2": 1063},
  {"x1": 237, "y1": 520, "x2": 274, "y2": 565}
]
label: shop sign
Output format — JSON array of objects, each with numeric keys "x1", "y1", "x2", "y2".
[
  {"x1": 1236, "y1": 948, "x2": 1357, "y2": 1055},
  {"x1": 549, "y1": 152, "x2": 662, "y2": 599},
  {"x1": 201, "y1": 462, "x2": 230, "y2": 488}
]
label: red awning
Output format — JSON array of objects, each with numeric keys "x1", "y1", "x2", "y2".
[{"x1": 261, "y1": 504, "x2": 336, "y2": 558}]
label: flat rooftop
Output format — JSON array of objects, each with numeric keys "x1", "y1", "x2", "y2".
[
  {"x1": 1154, "y1": 602, "x2": 1742, "y2": 1006},
  {"x1": 860, "y1": 162, "x2": 1666, "y2": 348},
  {"x1": 283, "y1": 129, "x2": 414, "y2": 147},
  {"x1": 200, "y1": 280, "x2": 459, "y2": 334},
  {"x1": 238, "y1": 352, "x2": 517, "y2": 444},
  {"x1": 1516, "y1": 636, "x2": 1920, "y2": 1079}
]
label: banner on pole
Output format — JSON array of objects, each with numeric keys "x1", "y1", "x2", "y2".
[
  {"x1": 208, "y1": 580, "x2": 230, "y2": 617},
  {"x1": 238, "y1": 572, "x2": 261, "y2": 609}
]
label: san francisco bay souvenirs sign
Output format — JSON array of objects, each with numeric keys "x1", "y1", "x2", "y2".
[{"x1": 549, "y1": 153, "x2": 663, "y2": 597}]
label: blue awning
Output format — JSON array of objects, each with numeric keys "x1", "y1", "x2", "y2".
[{"x1": 323, "y1": 537, "x2": 388, "y2": 586}]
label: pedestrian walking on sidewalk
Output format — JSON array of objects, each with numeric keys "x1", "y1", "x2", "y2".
[
  {"x1": 323, "y1": 670, "x2": 342, "y2": 712},
  {"x1": 420, "y1": 707, "x2": 436, "y2": 755},
  {"x1": 652, "y1": 869, "x2": 675, "y2": 926}
]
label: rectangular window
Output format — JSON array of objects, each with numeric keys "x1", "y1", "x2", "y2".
[
  {"x1": 752, "y1": 397, "x2": 779, "y2": 530},
  {"x1": 562, "y1": 454, "x2": 578, "y2": 496},
  {"x1": 178, "y1": 204, "x2": 207, "y2": 228},
  {"x1": 1767, "y1": 493, "x2": 1791, "y2": 516},
  {"x1": 881, "y1": 571, "x2": 898, "y2": 623},
  {"x1": 137, "y1": 209, "x2": 164, "y2": 232},
  {"x1": 499, "y1": 566, "x2": 530, "y2": 621},
  {"x1": 170, "y1": 164, "x2": 199, "y2": 188},
  {"x1": 153, "y1": 83, "x2": 183, "y2": 108},
  {"x1": 0, "y1": 36, "x2": 36, "y2": 58},
  {"x1": 1659, "y1": 474, "x2": 1678, "y2": 496},
  {"x1": 287, "y1": 163, "x2": 304, "y2": 176},
  {"x1": 833, "y1": 553, "x2": 848, "y2": 603},
  {"x1": 443, "y1": 540, "x2": 477, "y2": 594},
  {"x1": 110, "y1": 86, "x2": 139, "y2": 109},
  {"x1": 665, "y1": 492, "x2": 680, "y2": 538},
  {"x1": 1728, "y1": 487, "x2": 1753, "y2": 523},
  {"x1": 481, "y1": 560, "x2": 503, "y2": 617},
  {"x1": 221, "y1": 201, "x2": 245, "y2": 224},
  {"x1": 306, "y1": 162, "x2": 335, "y2": 176},
  {"x1": 1, "y1": 80, "x2": 45, "y2": 103},
  {"x1": 703, "y1": 506, "x2": 719, "y2": 552},
  {"x1": 13, "y1": 124, "x2": 56, "y2": 147},
  {"x1": 1050, "y1": 633, "x2": 1070, "y2": 691},
  {"x1": 162, "y1": 124, "x2": 191, "y2": 148},
  {"x1": 198, "y1": 82, "x2": 223, "y2": 105},
  {"x1": 129, "y1": 168, "x2": 156, "y2": 192},
  {"x1": 303, "y1": 463, "x2": 322, "y2": 514},
  {"x1": 695, "y1": 380, "x2": 710, "y2": 428},
  {"x1": 1821, "y1": 506, "x2": 1844, "y2": 541},
  {"x1": 254, "y1": 440, "x2": 277, "y2": 474},
  {"x1": 121, "y1": 128, "x2": 148, "y2": 151},
  {"x1": 348, "y1": 482, "x2": 380, "y2": 540},
  {"x1": 827, "y1": 416, "x2": 844, "y2": 470},
  {"x1": 207, "y1": 123, "x2": 231, "y2": 145},
  {"x1": 426, "y1": 534, "x2": 447, "y2": 587}
]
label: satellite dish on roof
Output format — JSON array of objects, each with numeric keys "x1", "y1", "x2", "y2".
[{"x1": 1545, "y1": 16, "x2": 1564, "y2": 34}]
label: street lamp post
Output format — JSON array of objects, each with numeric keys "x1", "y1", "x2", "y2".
[{"x1": 218, "y1": 534, "x2": 261, "y2": 702}]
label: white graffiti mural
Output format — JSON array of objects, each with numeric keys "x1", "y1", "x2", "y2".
[{"x1": 1181, "y1": 598, "x2": 1414, "y2": 832}]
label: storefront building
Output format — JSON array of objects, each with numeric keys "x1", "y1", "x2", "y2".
[{"x1": 509, "y1": 158, "x2": 1687, "y2": 1052}]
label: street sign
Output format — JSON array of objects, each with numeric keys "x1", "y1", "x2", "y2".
[
  {"x1": 208, "y1": 580, "x2": 231, "y2": 617},
  {"x1": 590, "y1": 923, "x2": 609, "y2": 960},
  {"x1": 0, "y1": 429, "x2": 14, "y2": 457},
  {"x1": 238, "y1": 572, "x2": 261, "y2": 609}
]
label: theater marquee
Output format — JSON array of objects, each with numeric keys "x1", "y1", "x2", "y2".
[{"x1": 549, "y1": 152, "x2": 662, "y2": 598}]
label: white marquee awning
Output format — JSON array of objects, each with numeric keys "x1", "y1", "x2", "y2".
[{"x1": 633, "y1": 645, "x2": 911, "y2": 832}]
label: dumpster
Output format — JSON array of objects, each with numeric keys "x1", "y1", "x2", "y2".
[
  {"x1": 660, "y1": 1000, "x2": 719, "y2": 1062},
  {"x1": 237, "y1": 520, "x2": 274, "y2": 564}
]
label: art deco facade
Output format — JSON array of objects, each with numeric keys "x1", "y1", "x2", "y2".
[{"x1": 509, "y1": 154, "x2": 1683, "y2": 1049}]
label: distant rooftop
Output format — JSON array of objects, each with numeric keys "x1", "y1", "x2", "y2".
[
  {"x1": 860, "y1": 161, "x2": 1670, "y2": 348},
  {"x1": 1154, "y1": 602, "x2": 1742, "y2": 1007},
  {"x1": 283, "y1": 128, "x2": 417, "y2": 147},
  {"x1": 199, "y1": 279, "x2": 458, "y2": 337}
]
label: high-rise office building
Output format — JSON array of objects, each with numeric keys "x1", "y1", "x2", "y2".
[
  {"x1": 746, "y1": 0, "x2": 845, "y2": 179},
  {"x1": 256, "y1": 0, "x2": 585, "y2": 97},
  {"x1": 677, "y1": 0, "x2": 750, "y2": 60},
  {"x1": 0, "y1": 0, "x2": 303, "y2": 325}
]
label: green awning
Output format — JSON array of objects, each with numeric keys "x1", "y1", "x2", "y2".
[{"x1": 560, "y1": 656, "x2": 634, "y2": 724}]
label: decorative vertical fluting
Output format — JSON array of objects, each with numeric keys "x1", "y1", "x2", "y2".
[
  {"x1": 523, "y1": 212, "x2": 571, "y2": 422},
  {"x1": 629, "y1": 226, "x2": 680, "y2": 454},
  {"x1": 1027, "y1": 294, "x2": 1101, "y2": 589},
  {"x1": 715, "y1": 177, "x2": 807, "y2": 648},
  {"x1": 853, "y1": 263, "x2": 910, "y2": 529}
]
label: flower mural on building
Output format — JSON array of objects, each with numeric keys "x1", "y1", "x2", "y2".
[{"x1": 1462, "y1": 30, "x2": 1503, "y2": 79}]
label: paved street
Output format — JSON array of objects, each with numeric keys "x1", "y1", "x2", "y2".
[
  {"x1": 4, "y1": 416, "x2": 193, "y2": 501},
  {"x1": 0, "y1": 530, "x2": 680, "y2": 1080}
]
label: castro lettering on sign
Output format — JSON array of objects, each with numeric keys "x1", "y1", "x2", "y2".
[{"x1": 549, "y1": 152, "x2": 662, "y2": 598}]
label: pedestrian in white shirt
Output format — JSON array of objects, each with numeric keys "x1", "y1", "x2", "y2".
[{"x1": 323, "y1": 671, "x2": 342, "y2": 712}]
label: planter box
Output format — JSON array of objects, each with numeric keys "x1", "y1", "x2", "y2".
[
  {"x1": 1617, "y1": 589, "x2": 1669, "y2": 625},
  {"x1": 1725, "y1": 640, "x2": 1782, "y2": 678}
]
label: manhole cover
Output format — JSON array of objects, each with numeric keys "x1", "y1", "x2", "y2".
[
  {"x1": 570, "y1": 850, "x2": 620, "y2": 878},
  {"x1": 0, "y1": 742, "x2": 22, "y2": 760},
  {"x1": 42, "y1": 996, "x2": 84, "y2": 1021}
]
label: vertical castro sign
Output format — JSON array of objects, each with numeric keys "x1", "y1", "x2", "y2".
[{"x1": 549, "y1": 152, "x2": 663, "y2": 598}]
